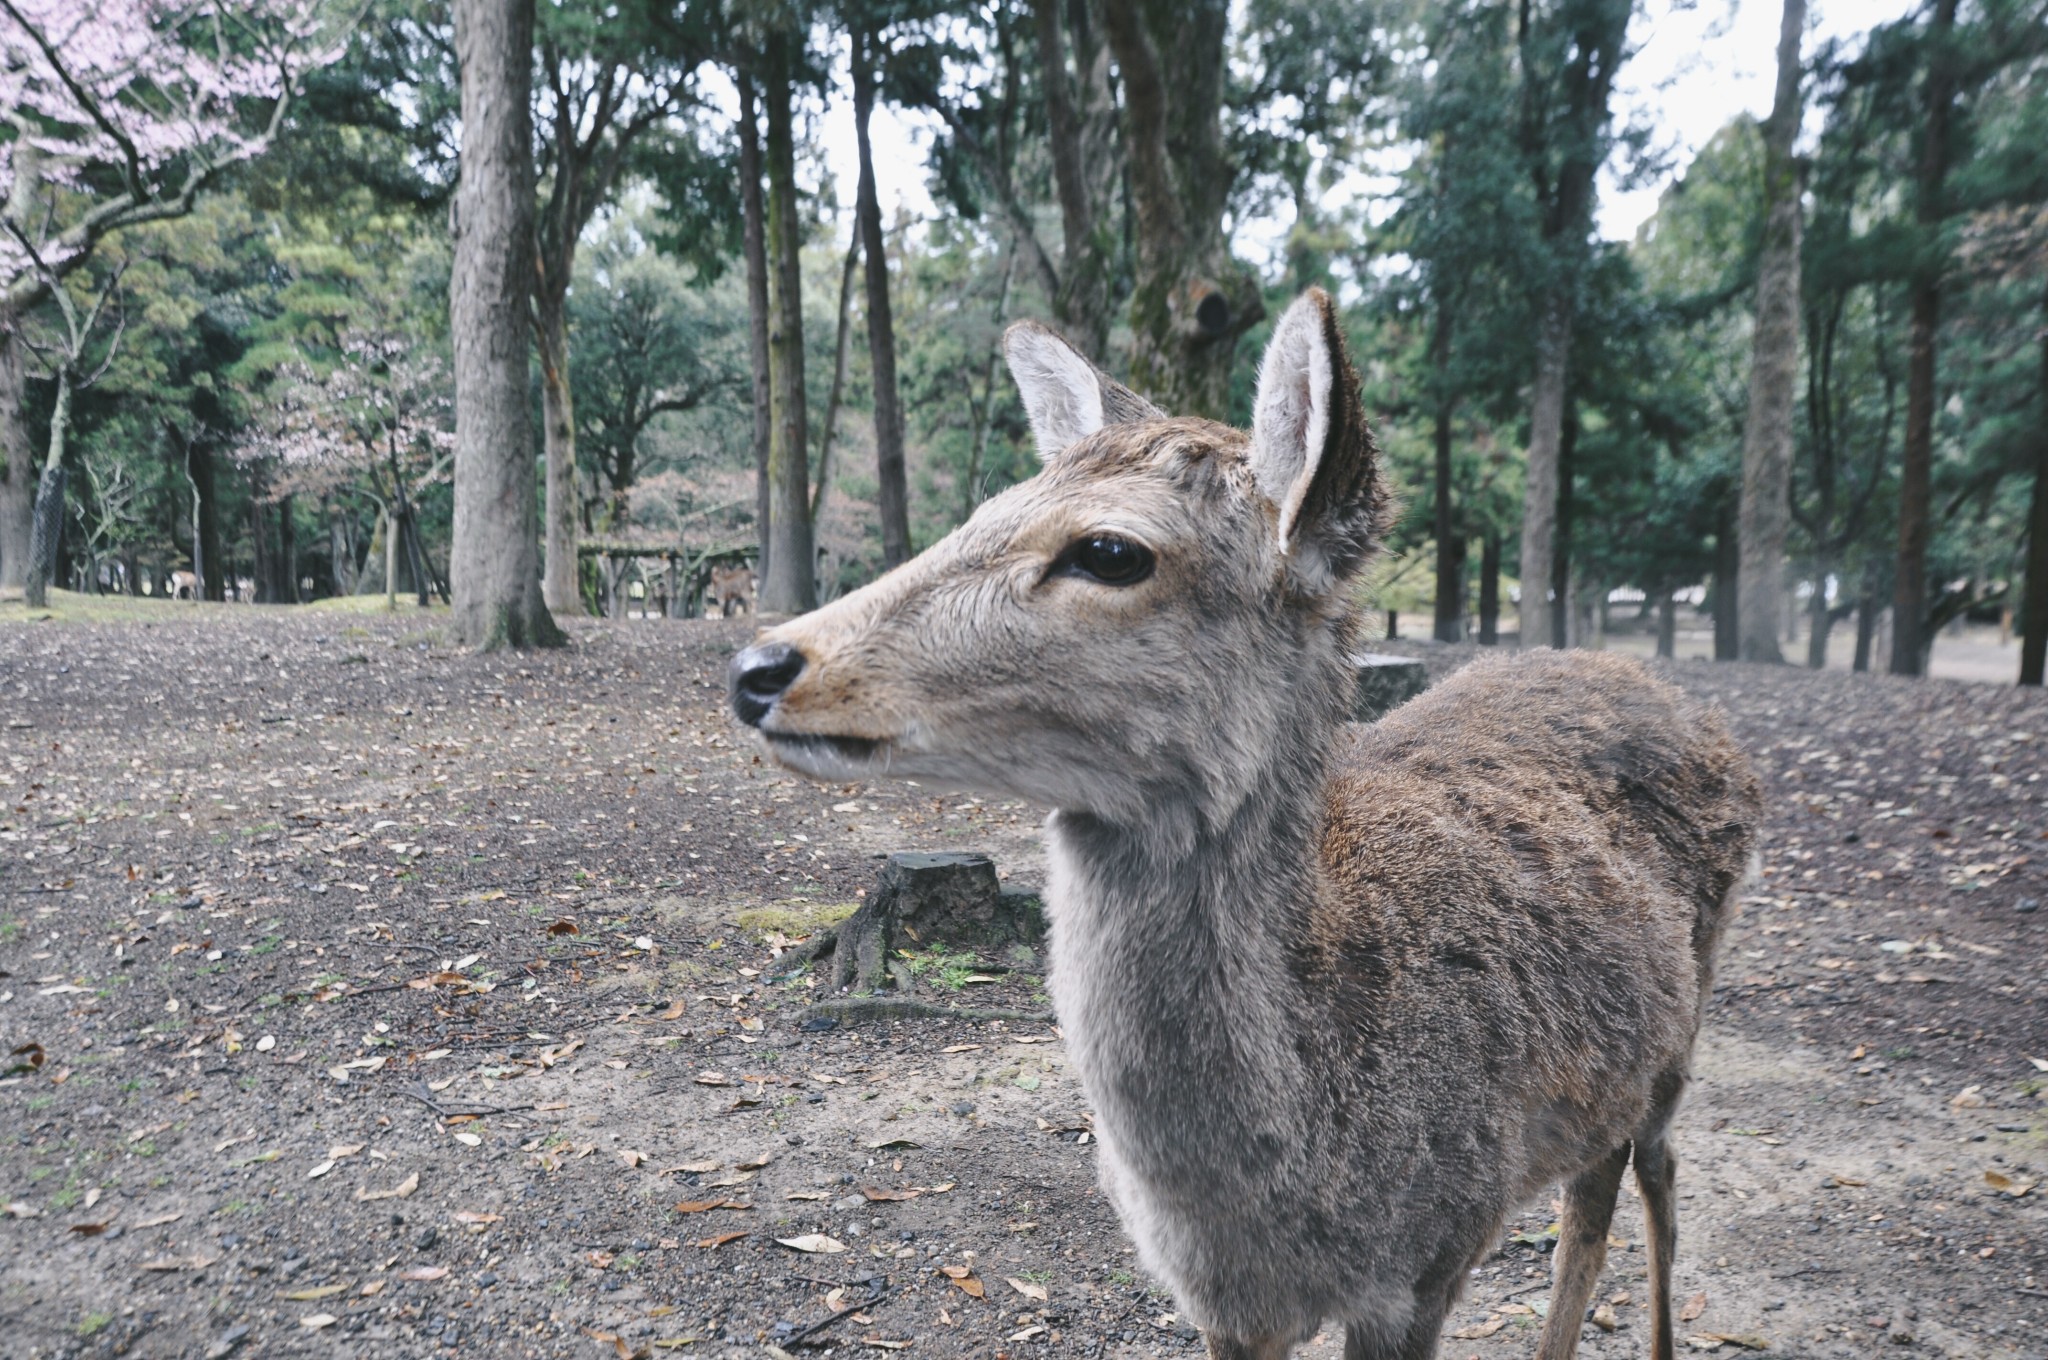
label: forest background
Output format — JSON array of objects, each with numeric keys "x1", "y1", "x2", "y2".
[{"x1": 2, "y1": 0, "x2": 2045, "y2": 681}]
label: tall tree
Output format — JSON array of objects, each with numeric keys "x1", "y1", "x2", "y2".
[
  {"x1": 849, "y1": 22, "x2": 911, "y2": 568},
  {"x1": 1889, "y1": 0, "x2": 1960, "y2": 676},
  {"x1": 735, "y1": 71, "x2": 774, "y2": 580},
  {"x1": 449, "y1": 0, "x2": 560, "y2": 648},
  {"x1": 1098, "y1": 0, "x2": 1263, "y2": 417},
  {"x1": 0, "y1": 0, "x2": 341, "y2": 592},
  {"x1": 1512, "y1": 0, "x2": 1630, "y2": 647},
  {"x1": 530, "y1": 3, "x2": 704, "y2": 613},
  {"x1": 757, "y1": 26, "x2": 815, "y2": 613},
  {"x1": 1735, "y1": 0, "x2": 1807, "y2": 663}
]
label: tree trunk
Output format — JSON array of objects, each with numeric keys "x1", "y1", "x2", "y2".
[
  {"x1": 187, "y1": 433, "x2": 224, "y2": 602},
  {"x1": 1478, "y1": 528, "x2": 1500, "y2": 645},
  {"x1": 813, "y1": 239, "x2": 860, "y2": 525},
  {"x1": 1854, "y1": 579, "x2": 1879, "y2": 673},
  {"x1": 1031, "y1": 0, "x2": 1117, "y2": 359},
  {"x1": 1097, "y1": 0, "x2": 1260, "y2": 418},
  {"x1": 1431, "y1": 303, "x2": 1462, "y2": 643},
  {"x1": 1549, "y1": 402, "x2": 1579, "y2": 649},
  {"x1": 449, "y1": 0, "x2": 561, "y2": 650},
  {"x1": 1656, "y1": 591, "x2": 1677, "y2": 659},
  {"x1": 1713, "y1": 499, "x2": 1739, "y2": 661},
  {"x1": 329, "y1": 500, "x2": 354, "y2": 596},
  {"x1": 2021, "y1": 285, "x2": 2048, "y2": 686},
  {"x1": 1806, "y1": 568, "x2": 1833, "y2": 669},
  {"x1": 1736, "y1": 0, "x2": 1805, "y2": 664},
  {"x1": 537, "y1": 293, "x2": 583, "y2": 615},
  {"x1": 852, "y1": 32, "x2": 912, "y2": 570},
  {"x1": 737, "y1": 73, "x2": 774, "y2": 584},
  {"x1": 278, "y1": 492, "x2": 297, "y2": 602},
  {"x1": 1891, "y1": 0, "x2": 1959, "y2": 678},
  {"x1": 759, "y1": 33, "x2": 815, "y2": 615},
  {"x1": 1518, "y1": 295, "x2": 1572, "y2": 647},
  {"x1": 248, "y1": 488, "x2": 274, "y2": 604},
  {"x1": 24, "y1": 367, "x2": 72, "y2": 608},
  {"x1": 0, "y1": 318, "x2": 32, "y2": 593}
]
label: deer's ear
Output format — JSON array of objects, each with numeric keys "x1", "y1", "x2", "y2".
[
  {"x1": 1249, "y1": 289, "x2": 1387, "y2": 586},
  {"x1": 1004, "y1": 322, "x2": 1161, "y2": 458}
]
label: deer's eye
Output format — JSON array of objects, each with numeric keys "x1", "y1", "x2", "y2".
[{"x1": 1056, "y1": 534, "x2": 1154, "y2": 587}]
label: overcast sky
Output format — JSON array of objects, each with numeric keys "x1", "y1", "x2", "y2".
[{"x1": 807, "y1": 0, "x2": 1924, "y2": 256}]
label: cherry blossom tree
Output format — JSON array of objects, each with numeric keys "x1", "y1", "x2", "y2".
[{"x1": 0, "y1": 0, "x2": 347, "y2": 593}]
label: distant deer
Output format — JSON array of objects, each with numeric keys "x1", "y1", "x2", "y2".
[
  {"x1": 730, "y1": 290, "x2": 1760, "y2": 1360},
  {"x1": 166, "y1": 570, "x2": 198, "y2": 600},
  {"x1": 708, "y1": 563, "x2": 753, "y2": 618}
]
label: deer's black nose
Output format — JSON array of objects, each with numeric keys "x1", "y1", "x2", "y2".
[{"x1": 730, "y1": 642, "x2": 806, "y2": 727}]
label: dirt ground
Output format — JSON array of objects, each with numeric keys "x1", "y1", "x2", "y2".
[{"x1": 1, "y1": 601, "x2": 2044, "y2": 1360}]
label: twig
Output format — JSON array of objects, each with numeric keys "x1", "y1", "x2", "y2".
[
  {"x1": 781, "y1": 1282, "x2": 902, "y2": 1347},
  {"x1": 395, "y1": 1081, "x2": 532, "y2": 1119},
  {"x1": 797, "y1": 997, "x2": 1055, "y2": 1027}
]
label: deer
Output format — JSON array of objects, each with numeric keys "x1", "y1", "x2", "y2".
[
  {"x1": 729, "y1": 289, "x2": 1761, "y2": 1360},
  {"x1": 708, "y1": 563, "x2": 754, "y2": 619}
]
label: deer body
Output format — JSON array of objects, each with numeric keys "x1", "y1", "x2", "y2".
[
  {"x1": 731, "y1": 291, "x2": 1760, "y2": 1359},
  {"x1": 1047, "y1": 651, "x2": 1750, "y2": 1353}
]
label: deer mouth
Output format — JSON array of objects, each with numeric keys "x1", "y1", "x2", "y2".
[{"x1": 762, "y1": 731, "x2": 887, "y2": 772}]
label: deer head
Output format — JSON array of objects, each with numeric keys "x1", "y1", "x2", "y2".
[{"x1": 730, "y1": 289, "x2": 1390, "y2": 828}]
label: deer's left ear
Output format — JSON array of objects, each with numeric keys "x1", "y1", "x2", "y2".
[
  {"x1": 1005, "y1": 322, "x2": 1162, "y2": 459},
  {"x1": 1249, "y1": 288, "x2": 1388, "y2": 589}
]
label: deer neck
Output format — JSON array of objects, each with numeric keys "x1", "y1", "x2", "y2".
[{"x1": 1042, "y1": 693, "x2": 1338, "y2": 1166}]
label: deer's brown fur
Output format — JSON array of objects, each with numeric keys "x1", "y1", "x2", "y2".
[{"x1": 730, "y1": 290, "x2": 1761, "y2": 1360}]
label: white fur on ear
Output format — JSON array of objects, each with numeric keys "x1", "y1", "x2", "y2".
[
  {"x1": 1005, "y1": 323, "x2": 1105, "y2": 458},
  {"x1": 1251, "y1": 294, "x2": 1336, "y2": 553}
]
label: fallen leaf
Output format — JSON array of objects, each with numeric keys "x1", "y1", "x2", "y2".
[
  {"x1": 777, "y1": 1234, "x2": 849, "y2": 1254},
  {"x1": 657, "y1": 998, "x2": 686, "y2": 1021},
  {"x1": 360, "y1": 1279, "x2": 386, "y2": 1296},
  {"x1": 1985, "y1": 1169, "x2": 2039, "y2": 1196},
  {"x1": 1832, "y1": 1176, "x2": 1867, "y2": 1187},
  {"x1": 452, "y1": 1132, "x2": 483, "y2": 1148},
  {"x1": 355, "y1": 1172, "x2": 419, "y2": 1202},
  {"x1": 547, "y1": 918, "x2": 579, "y2": 936},
  {"x1": 1008, "y1": 1324, "x2": 1047, "y2": 1341},
  {"x1": 1005, "y1": 1277, "x2": 1049, "y2": 1302},
  {"x1": 862, "y1": 1187, "x2": 918, "y2": 1202},
  {"x1": 300, "y1": 1313, "x2": 339, "y2": 1329},
  {"x1": 664, "y1": 1158, "x2": 721, "y2": 1175},
  {"x1": 867, "y1": 1137, "x2": 919, "y2": 1150},
  {"x1": 694, "y1": 1071, "x2": 733, "y2": 1087},
  {"x1": 939, "y1": 1264, "x2": 985, "y2": 1298},
  {"x1": 1591, "y1": 1304, "x2": 1618, "y2": 1332},
  {"x1": 2028, "y1": 1056, "x2": 2048, "y2": 1073},
  {"x1": 734, "y1": 1152, "x2": 772, "y2": 1170},
  {"x1": 861, "y1": 1340, "x2": 912, "y2": 1351},
  {"x1": 1703, "y1": 1335, "x2": 1769, "y2": 1351},
  {"x1": 1680, "y1": 1292, "x2": 1707, "y2": 1322},
  {"x1": 786, "y1": 1190, "x2": 828, "y2": 1201},
  {"x1": 941, "y1": 1044, "x2": 981, "y2": 1054},
  {"x1": 308, "y1": 1160, "x2": 335, "y2": 1179},
  {"x1": 1452, "y1": 1317, "x2": 1505, "y2": 1340},
  {"x1": 138, "y1": 1255, "x2": 217, "y2": 1272},
  {"x1": 69, "y1": 1219, "x2": 115, "y2": 1236},
  {"x1": 132, "y1": 1212, "x2": 182, "y2": 1228},
  {"x1": 1952, "y1": 1085, "x2": 1988, "y2": 1109},
  {"x1": 695, "y1": 1231, "x2": 747, "y2": 1249},
  {"x1": 454, "y1": 1211, "x2": 504, "y2": 1225},
  {"x1": 399, "y1": 1266, "x2": 450, "y2": 1281},
  {"x1": 283, "y1": 1284, "x2": 350, "y2": 1301},
  {"x1": 673, "y1": 1199, "x2": 749, "y2": 1214}
]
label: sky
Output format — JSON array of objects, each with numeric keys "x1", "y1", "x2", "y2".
[{"x1": 807, "y1": 0, "x2": 1925, "y2": 255}]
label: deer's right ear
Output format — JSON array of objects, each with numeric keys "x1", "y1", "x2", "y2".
[
  {"x1": 1004, "y1": 322, "x2": 1160, "y2": 458},
  {"x1": 1250, "y1": 289, "x2": 1387, "y2": 589}
]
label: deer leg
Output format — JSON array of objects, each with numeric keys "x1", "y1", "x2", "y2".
[
  {"x1": 1204, "y1": 1333, "x2": 1290, "y2": 1360},
  {"x1": 1533, "y1": 1141, "x2": 1632, "y2": 1360},
  {"x1": 1634, "y1": 1132, "x2": 1681, "y2": 1360}
]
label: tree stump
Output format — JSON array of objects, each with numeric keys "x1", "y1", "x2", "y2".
[
  {"x1": 1352, "y1": 652, "x2": 1430, "y2": 721},
  {"x1": 827, "y1": 852, "x2": 1046, "y2": 995}
]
